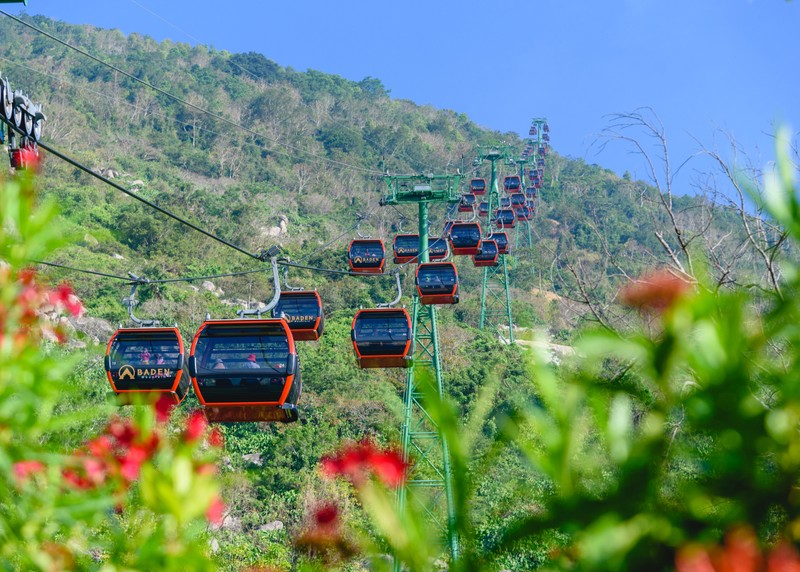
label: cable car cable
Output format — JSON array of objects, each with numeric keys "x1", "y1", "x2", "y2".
[
  {"x1": 31, "y1": 137, "x2": 264, "y2": 261},
  {"x1": 0, "y1": 10, "x2": 382, "y2": 177},
  {"x1": 35, "y1": 260, "x2": 268, "y2": 284}
]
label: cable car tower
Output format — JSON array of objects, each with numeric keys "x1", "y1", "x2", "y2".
[
  {"x1": 382, "y1": 173, "x2": 461, "y2": 567},
  {"x1": 513, "y1": 155, "x2": 534, "y2": 260},
  {"x1": 474, "y1": 145, "x2": 516, "y2": 343}
]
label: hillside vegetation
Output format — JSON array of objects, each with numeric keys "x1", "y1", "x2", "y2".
[{"x1": 1, "y1": 13, "x2": 795, "y2": 571}]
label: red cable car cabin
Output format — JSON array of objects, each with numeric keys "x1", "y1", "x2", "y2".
[
  {"x1": 458, "y1": 193, "x2": 476, "y2": 213},
  {"x1": 429, "y1": 236, "x2": 450, "y2": 260},
  {"x1": 348, "y1": 239, "x2": 385, "y2": 274},
  {"x1": 503, "y1": 175, "x2": 521, "y2": 192},
  {"x1": 449, "y1": 221, "x2": 482, "y2": 256},
  {"x1": 525, "y1": 187, "x2": 537, "y2": 199},
  {"x1": 351, "y1": 308, "x2": 412, "y2": 368},
  {"x1": 496, "y1": 209, "x2": 516, "y2": 228},
  {"x1": 488, "y1": 232, "x2": 509, "y2": 254},
  {"x1": 478, "y1": 201, "x2": 489, "y2": 217},
  {"x1": 188, "y1": 319, "x2": 301, "y2": 423},
  {"x1": 105, "y1": 327, "x2": 191, "y2": 405},
  {"x1": 473, "y1": 240, "x2": 499, "y2": 267},
  {"x1": 515, "y1": 206, "x2": 532, "y2": 221},
  {"x1": 469, "y1": 178, "x2": 487, "y2": 195},
  {"x1": 272, "y1": 291, "x2": 324, "y2": 341},
  {"x1": 416, "y1": 262, "x2": 459, "y2": 305},
  {"x1": 393, "y1": 233, "x2": 420, "y2": 264}
]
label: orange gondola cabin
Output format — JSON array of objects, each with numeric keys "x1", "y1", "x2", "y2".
[
  {"x1": 105, "y1": 327, "x2": 191, "y2": 405},
  {"x1": 188, "y1": 319, "x2": 301, "y2": 423},
  {"x1": 392, "y1": 234, "x2": 420, "y2": 264},
  {"x1": 351, "y1": 308, "x2": 412, "y2": 368},
  {"x1": 348, "y1": 239, "x2": 385, "y2": 274},
  {"x1": 416, "y1": 262, "x2": 459, "y2": 305},
  {"x1": 272, "y1": 291, "x2": 324, "y2": 341},
  {"x1": 473, "y1": 240, "x2": 499, "y2": 267},
  {"x1": 488, "y1": 232, "x2": 509, "y2": 255},
  {"x1": 469, "y1": 178, "x2": 487, "y2": 195},
  {"x1": 449, "y1": 221, "x2": 482, "y2": 256}
]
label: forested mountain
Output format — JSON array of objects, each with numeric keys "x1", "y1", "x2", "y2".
[{"x1": 1, "y1": 13, "x2": 791, "y2": 571}]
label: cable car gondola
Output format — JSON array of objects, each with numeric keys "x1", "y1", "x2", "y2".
[
  {"x1": 511, "y1": 193, "x2": 526, "y2": 207},
  {"x1": 500, "y1": 197, "x2": 511, "y2": 208},
  {"x1": 272, "y1": 290, "x2": 324, "y2": 341},
  {"x1": 188, "y1": 319, "x2": 301, "y2": 423},
  {"x1": 526, "y1": 199, "x2": 535, "y2": 209},
  {"x1": 105, "y1": 327, "x2": 191, "y2": 405},
  {"x1": 473, "y1": 240, "x2": 499, "y2": 267},
  {"x1": 503, "y1": 175, "x2": 521, "y2": 192},
  {"x1": 348, "y1": 239, "x2": 385, "y2": 274},
  {"x1": 443, "y1": 220, "x2": 456, "y2": 239},
  {"x1": 393, "y1": 233, "x2": 420, "y2": 264},
  {"x1": 351, "y1": 308, "x2": 412, "y2": 368},
  {"x1": 416, "y1": 262, "x2": 459, "y2": 305},
  {"x1": 458, "y1": 193, "x2": 476, "y2": 213},
  {"x1": 515, "y1": 206, "x2": 532, "y2": 221},
  {"x1": 525, "y1": 187, "x2": 537, "y2": 199},
  {"x1": 488, "y1": 232, "x2": 509, "y2": 254},
  {"x1": 478, "y1": 201, "x2": 489, "y2": 217},
  {"x1": 496, "y1": 209, "x2": 516, "y2": 228},
  {"x1": 449, "y1": 221, "x2": 482, "y2": 256},
  {"x1": 429, "y1": 236, "x2": 450, "y2": 260},
  {"x1": 469, "y1": 178, "x2": 487, "y2": 195}
]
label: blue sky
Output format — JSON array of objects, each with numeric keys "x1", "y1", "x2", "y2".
[{"x1": 2, "y1": 0, "x2": 797, "y2": 184}]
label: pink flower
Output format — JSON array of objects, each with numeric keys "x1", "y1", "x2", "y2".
[{"x1": 13, "y1": 460, "x2": 45, "y2": 483}]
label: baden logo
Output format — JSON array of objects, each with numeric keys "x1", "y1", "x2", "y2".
[{"x1": 119, "y1": 364, "x2": 136, "y2": 380}]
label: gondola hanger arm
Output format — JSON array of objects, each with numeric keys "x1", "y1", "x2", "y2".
[
  {"x1": 124, "y1": 273, "x2": 160, "y2": 327},
  {"x1": 377, "y1": 273, "x2": 403, "y2": 309},
  {"x1": 237, "y1": 256, "x2": 281, "y2": 319}
]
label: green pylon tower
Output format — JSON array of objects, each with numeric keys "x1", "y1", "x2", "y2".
[
  {"x1": 383, "y1": 174, "x2": 461, "y2": 568},
  {"x1": 512, "y1": 155, "x2": 534, "y2": 273},
  {"x1": 475, "y1": 145, "x2": 516, "y2": 343}
]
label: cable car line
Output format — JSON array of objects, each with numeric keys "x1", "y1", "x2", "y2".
[
  {"x1": 0, "y1": 10, "x2": 383, "y2": 177},
  {"x1": 32, "y1": 137, "x2": 265, "y2": 261},
  {"x1": 0, "y1": 55, "x2": 252, "y2": 159},
  {"x1": 35, "y1": 260, "x2": 268, "y2": 285}
]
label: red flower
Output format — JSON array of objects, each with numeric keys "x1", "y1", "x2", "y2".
[
  {"x1": 185, "y1": 410, "x2": 208, "y2": 442},
  {"x1": 118, "y1": 445, "x2": 149, "y2": 482},
  {"x1": 107, "y1": 419, "x2": 137, "y2": 447},
  {"x1": 314, "y1": 503, "x2": 340, "y2": 527},
  {"x1": 48, "y1": 283, "x2": 85, "y2": 317},
  {"x1": 154, "y1": 394, "x2": 176, "y2": 423},
  {"x1": 320, "y1": 440, "x2": 407, "y2": 489},
  {"x1": 620, "y1": 269, "x2": 690, "y2": 315},
  {"x1": 368, "y1": 450, "x2": 406, "y2": 487},
  {"x1": 206, "y1": 495, "x2": 225, "y2": 525},
  {"x1": 13, "y1": 460, "x2": 45, "y2": 483},
  {"x1": 208, "y1": 427, "x2": 224, "y2": 448},
  {"x1": 768, "y1": 542, "x2": 800, "y2": 572},
  {"x1": 87, "y1": 435, "x2": 113, "y2": 458},
  {"x1": 62, "y1": 468, "x2": 92, "y2": 490}
]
